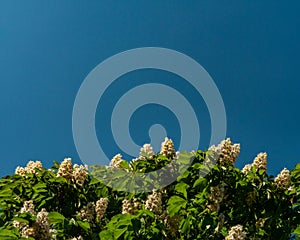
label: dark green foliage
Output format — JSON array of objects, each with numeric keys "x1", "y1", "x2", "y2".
[{"x1": 0, "y1": 151, "x2": 299, "y2": 239}]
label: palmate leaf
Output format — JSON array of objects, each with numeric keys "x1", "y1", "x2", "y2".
[
  {"x1": 175, "y1": 182, "x2": 189, "y2": 199},
  {"x1": 167, "y1": 195, "x2": 187, "y2": 216}
]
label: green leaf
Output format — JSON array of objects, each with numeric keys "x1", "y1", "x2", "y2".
[
  {"x1": 181, "y1": 215, "x2": 191, "y2": 234},
  {"x1": 198, "y1": 165, "x2": 211, "y2": 176},
  {"x1": 89, "y1": 177, "x2": 101, "y2": 185},
  {"x1": 175, "y1": 182, "x2": 189, "y2": 199},
  {"x1": 0, "y1": 188, "x2": 13, "y2": 198},
  {"x1": 168, "y1": 195, "x2": 187, "y2": 205},
  {"x1": 140, "y1": 209, "x2": 155, "y2": 218},
  {"x1": 49, "y1": 176, "x2": 67, "y2": 184},
  {"x1": 293, "y1": 225, "x2": 300, "y2": 235},
  {"x1": 48, "y1": 212, "x2": 65, "y2": 225},
  {"x1": 37, "y1": 196, "x2": 54, "y2": 209},
  {"x1": 77, "y1": 220, "x2": 90, "y2": 232},
  {"x1": 53, "y1": 161, "x2": 60, "y2": 169},
  {"x1": 193, "y1": 178, "x2": 207, "y2": 190},
  {"x1": 114, "y1": 214, "x2": 133, "y2": 226},
  {"x1": 258, "y1": 169, "x2": 266, "y2": 175},
  {"x1": 140, "y1": 152, "x2": 149, "y2": 158},
  {"x1": 177, "y1": 170, "x2": 190, "y2": 182},
  {"x1": 99, "y1": 230, "x2": 114, "y2": 240},
  {"x1": 150, "y1": 225, "x2": 160, "y2": 234},
  {"x1": 168, "y1": 196, "x2": 187, "y2": 216},
  {"x1": 114, "y1": 227, "x2": 128, "y2": 239},
  {"x1": 33, "y1": 182, "x2": 47, "y2": 190},
  {"x1": 176, "y1": 151, "x2": 194, "y2": 166},
  {"x1": 118, "y1": 160, "x2": 130, "y2": 170},
  {"x1": 0, "y1": 229, "x2": 18, "y2": 239}
]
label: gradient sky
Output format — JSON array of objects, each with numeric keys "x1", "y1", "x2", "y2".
[{"x1": 1, "y1": 1, "x2": 299, "y2": 177}]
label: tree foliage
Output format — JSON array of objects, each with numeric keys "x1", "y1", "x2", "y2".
[{"x1": 0, "y1": 139, "x2": 299, "y2": 239}]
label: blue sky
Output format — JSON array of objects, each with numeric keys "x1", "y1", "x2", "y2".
[{"x1": 0, "y1": 1, "x2": 299, "y2": 177}]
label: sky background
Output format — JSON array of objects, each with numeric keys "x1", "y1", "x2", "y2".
[{"x1": 0, "y1": 1, "x2": 299, "y2": 177}]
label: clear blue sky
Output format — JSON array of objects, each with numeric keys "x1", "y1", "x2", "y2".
[{"x1": 0, "y1": 1, "x2": 299, "y2": 177}]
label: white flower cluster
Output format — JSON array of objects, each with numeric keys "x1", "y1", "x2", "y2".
[
  {"x1": 208, "y1": 182, "x2": 226, "y2": 213},
  {"x1": 109, "y1": 154, "x2": 123, "y2": 168},
  {"x1": 15, "y1": 160, "x2": 43, "y2": 176},
  {"x1": 20, "y1": 226, "x2": 36, "y2": 239},
  {"x1": 12, "y1": 219, "x2": 28, "y2": 233},
  {"x1": 241, "y1": 164, "x2": 252, "y2": 175},
  {"x1": 57, "y1": 158, "x2": 73, "y2": 181},
  {"x1": 73, "y1": 164, "x2": 88, "y2": 186},
  {"x1": 20, "y1": 200, "x2": 36, "y2": 215},
  {"x1": 57, "y1": 158, "x2": 88, "y2": 186},
  {"x1": 275, "y1": 168, "x2": 291, "y2": 190},
  {"x1": 69, "y1": 236, "x2": 84, "y2": 240},
  {"x1": 209, "y1": 138, "x2": 240, "y2": 166},
  {"x1": 35, "y1": 208, "x2": 52, "y2": 239},
  {"x1": 242, "y1": 152, "x2": 267, "y2": 174},
  {"x1": 139, "y1": 143, "x2": 155, "y2": 160},
  {"x1": 77, "y1": 202, "x2": 95, "y2": 222},
  {"x1": 253, "y1": 152, "x2": 267, "y2": 171},
  {"x1": 145, "y1": 189, "x2": 162, "y2": 215},
  {"x1": 225, "y1": 224, "x2": 247, "y2": 240},
  {"x1": 76, "y1": 199, "x2": 109, "y2": 223},
  {"x1": 127, "y1": 139, "x2": 179, "y2": 172},
  {"x1": 255, "y1": 218, "x2": 266, "y2": 228},
  {"x1": 160, "y1": 137, "x2": 176, "y2": 159},
  {"x1": 14, "y1": 201, "x2": 56, "y2": 239},
  {"x1": 122, "y1": 198, "x2": 139, "y2": 215},
  {"x1": 95, "y1": 198, "x2": 109, "y2": 221}
]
